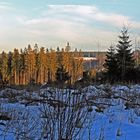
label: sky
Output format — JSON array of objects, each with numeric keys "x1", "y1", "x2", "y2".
[{"x1": 0, "y1": 0, "x2": 140, "y2": 52}]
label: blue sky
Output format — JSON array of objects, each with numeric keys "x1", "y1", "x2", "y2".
[{"x1": 0, "y1": 0, "x2": 140, "y2": 52}]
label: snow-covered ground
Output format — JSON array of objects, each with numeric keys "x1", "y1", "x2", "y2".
[{"x1": 0, "y1": 85, "x2": 139, "y2": 140}]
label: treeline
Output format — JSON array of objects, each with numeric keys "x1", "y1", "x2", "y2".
[
  {"x1": 102, "y1": 27, "x2": 140, "y2": 83},
  {"x1": 0, "y1": 43, "x2": 84, "y2": 85}
]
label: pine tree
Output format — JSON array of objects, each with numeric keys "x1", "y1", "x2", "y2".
[
  {"x1": 12, "y1": 49, "x2": 20, "y2": 85},
  {"x1": 7, "y1": 52, "x2": 13, "y2": 84},
  {"x1": 34, "y1": 44, "x2": 39, "y2": 84},
  {"x1": 104, "y1": 45, "x2": 118, "y2": 82},
  {"x1": 26, "y1": 45, "x2": 36, "y2": 84},
  {"x1": 49, "y1": 49, "x2": 57, "y2": 82},
  {"x1": 0, "y1": 51, "x2": 8, "y2": 83},
  {"x1": 38, "y1": 47, "x2": 47, "y2": 84},
  {"x1": 116, "y1": 27, "x2": 135, "y2": 82},
  {"x1": 19, "y1": 49, "x2": 27, "y2": 85}
]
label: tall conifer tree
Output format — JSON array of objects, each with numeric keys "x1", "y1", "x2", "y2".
[
  {"x1": 116, "y1": 27, "x2": 135, "y2": 81},
  {"x1": 104, "y1": 45, "x2": 118, "y2": 82}
]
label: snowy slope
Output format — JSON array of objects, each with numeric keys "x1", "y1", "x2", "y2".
[{"x1": 0, "y1": 85, "x2": 139, "y2": 140}]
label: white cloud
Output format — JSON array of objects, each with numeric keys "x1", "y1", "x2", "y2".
[
  {"x1": 16, "y1": 5, "x2": 140, "y2": 30},
  {"x1": 46, "y1": 5, "x2": 98, "y2": 16},
  {"x1": 1, "y1": 4, "x2": 140, "y2": 51},
  {"x1": 0, "y1": 2, "x2": 13, "y2": 11},
  {"x1": 49, "y1": 5, "x2": 140, "y2": 28},
  {"x1": 15, "y1": 5, "x2": 140, "y2": 45}
]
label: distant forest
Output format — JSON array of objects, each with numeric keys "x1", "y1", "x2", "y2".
[
  {"x1": 0, "y1": 43, "x2": 84, "y2": 85},
  {"x1": 1, "y1": 27, "x2": 140, "y2": 86}
]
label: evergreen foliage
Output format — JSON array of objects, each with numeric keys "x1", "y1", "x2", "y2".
[
  {"x1": 116, "y1": 27, "x2": 135, "y2": 82},
  {"x1": 104, "y1": 46, "x2": 118, "y2": 82},
  {"x1": 104, "y1": 27, "x2": 135, "y2": 83},
  {"x1": 0, "y1": 43, "x2": 83, "y2": 85},
  {"x1": 55, "y1": 65, "x2": 71, "y2": 84}
]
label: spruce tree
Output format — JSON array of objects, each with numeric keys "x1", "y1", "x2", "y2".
[
  {"x1": 116, "y1": 27, "x2": 135, "y2": 82},
  {"x1": 55, "y1": 65, "x2": 71, "y2": 85},
  {"x1": 104, "y1": 45, "x2": 118, "y2": 82}
]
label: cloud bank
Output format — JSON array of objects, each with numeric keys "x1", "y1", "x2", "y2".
[{"x1": 0, "y1": 4, "x2": 140, "y2": 51}]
